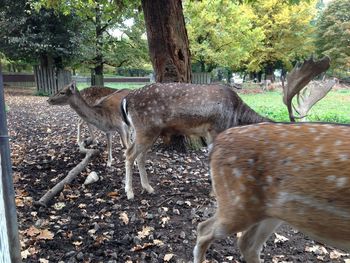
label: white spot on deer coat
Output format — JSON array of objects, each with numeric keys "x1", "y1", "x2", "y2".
[
  {"x1": 334, "y1": 140, "x2": 342, "y2": 146},
  {"x1": 336, "y1": 177, "x2": 347, "y2": 188},
  {"x1": 233, "y1": 168, "x2": 242, "y2": 178},
  {"x1": 339, "y1": 154, "x2": 349, "y2": 161}
]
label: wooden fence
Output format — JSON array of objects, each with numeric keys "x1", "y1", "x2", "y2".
[
  {"x1": 3, "y1": 73, "x2": 36, "y2": 87},
  {"x1": 34, "y1": 66, "x2": 72, "y2": 95},
  {"x1": 192, "y1": 72, "x2": 211, "y2": 84}
]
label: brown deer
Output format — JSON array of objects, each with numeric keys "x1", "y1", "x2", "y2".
[
  {"x1": 48, "y1": 83, "x2": 130, "y2": 167},
  {"x1": 193, "y1": 122, "x2": 350, "y2": 263},
  {"x1": 121, "y1": 83, "x2": 271, "y2": 199},
  {"x1": 77, "y1": 86, "x2": 116, "y2": 145},
  {"x1": 283, "y1": 56, "x2": 332, "y2": 121}
]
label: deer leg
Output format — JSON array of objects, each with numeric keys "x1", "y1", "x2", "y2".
[
  {"x1": 125, "y1": 132, "x2": 157, "y2": 200},
  {"x1": 77, "y1": 118, "x2": 84, "y2": 146},
  {"x1": 136, "y1": 152, "x2": 154, "y2": 194},
  {"x1": 238, "y1": 218, "x2": 282, "y2": 263},
  {"x1": 86, "y1": 123, "x2": 96, "y2": 145},
  {"x1": 193, "y1": 215, "x2": 237, "y2": 263},
  {"x1": 106, "y1": 132, "x2": 113, "y2": 167},
  {"x1": 119, "y1": 122, "x2": 130, "y2": 148}
]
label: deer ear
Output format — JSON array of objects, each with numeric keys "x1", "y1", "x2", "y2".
[{"x1": 69, "y1": 81, "x2": 78, "y2": 93}]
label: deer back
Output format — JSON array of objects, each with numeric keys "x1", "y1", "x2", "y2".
[
  {"x1": 123, "y1": 83, "x2": 268, "y2": 137},
  {"x1": 210, "y1": 122, "x2": 350, "y2": 250}
]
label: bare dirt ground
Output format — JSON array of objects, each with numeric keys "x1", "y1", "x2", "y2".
[{"x1": 5, "y1": 87, "x2": 350, "y2": 263}]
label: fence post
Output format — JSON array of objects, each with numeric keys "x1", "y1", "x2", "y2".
[{"x1": 0, "y1": 65, "x2": 22, "y2": 263}]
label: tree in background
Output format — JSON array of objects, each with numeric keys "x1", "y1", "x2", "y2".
[
  {"x1": 141, "y1": 0, "x2": 191, "y2": 82},
  {"x1": 184, "y1": 0, "x2": 264, "y2": 73},
  {"x1": 40, "y1": 0, "x2": 145, "y2": 86},
  {"x1": 184, "y1": 0, "x2": 317, "y2": 81},
  {"x1": 248, "y1": 0, "x2": 316, "y2": 81},
  {"x1": 0, "y1": 0, "x2": 83, "y2": 67},
  {"x1": 316, "y1": 0, "x2": 350, "y2": 74}
]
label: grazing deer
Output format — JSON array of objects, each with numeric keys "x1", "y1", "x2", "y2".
[
  {"x1": 194, "y1": 122, "x2": 350, "y2": 263},
  {"x1": 48, "y1": 83, "x2": 130, "y2": 167},
  {"x1": 121, "y1": 83, "x2": 271, "y2": 199},
  {"x1": 283, "y1": 56, "x2": 332, "y2": 121}
]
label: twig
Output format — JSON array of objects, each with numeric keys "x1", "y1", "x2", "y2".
[{"x1": 35, "y1": 147, "x2": 100, "y2": 207}]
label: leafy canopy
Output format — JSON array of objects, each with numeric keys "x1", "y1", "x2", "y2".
[{"x1": 316, "y1": 0, "x2": 350, "y2": 71}]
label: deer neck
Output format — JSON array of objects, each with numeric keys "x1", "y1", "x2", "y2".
[
  {"x1": 69, "y1": 93, "x2": 103, "y2": 126},
  {"x1": 237, "y1": 102, "x2": 272, "y2": 125}
]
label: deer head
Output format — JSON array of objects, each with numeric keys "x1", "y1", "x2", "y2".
[
  {"x1": 47, "y1": 81, "x2": 79, "y2": 105},
  {"x1": 283, "y1": 56, "x2": 331, "y2": 121},
  {"x1": 194, "y1": 122, "x2": 350, "y2": 263}
]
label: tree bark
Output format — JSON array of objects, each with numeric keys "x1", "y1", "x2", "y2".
[
  {"x1": 92, "y1": 0, "x2": 104, "y2": 86},
  {"x1": 141, "y1": 0, "x2": 191, "y2": 83}
]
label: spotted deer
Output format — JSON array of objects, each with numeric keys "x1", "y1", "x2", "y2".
[
  {"x1": 48, "y1": 83, "x2": 130, "y2": 167},
  {"x1": 76, "y1": 86, "x2": 116, "y2": 145},
  {"x1": 193, "y1": 122, "x2": 350, "y2": 263},
  {"x1": 121, "y1": 83, "x2": 271, "y2": 199}
]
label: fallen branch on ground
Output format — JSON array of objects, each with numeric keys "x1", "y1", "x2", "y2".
[{"x1": 35, "y1": 147, "x2": 100, "y2": 207}]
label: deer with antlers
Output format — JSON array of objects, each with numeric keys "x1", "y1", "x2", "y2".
[
  {"x1": 283, "y1": 56, "x2": 335, "y2": 121},
  {"x1": 48, "y1": 83, "x2": 130, "y2": 167},
  {"x1": 121, "y1": 83, "x2": 271, "y2": 199},
  {"x1": 193, "y1": 122, "x2": 350, "y2": 263}
]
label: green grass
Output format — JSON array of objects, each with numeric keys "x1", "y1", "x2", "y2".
[
  {"x1": 77, "y1": 82, "x2": 148, "y2": 90},
  {"x1": 240, "y1": 90, "x2": 350, "y2": 123}
]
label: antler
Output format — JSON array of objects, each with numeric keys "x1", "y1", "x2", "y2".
[
  {"x1": 293, "y1": 79, "x2": 337, "y2": 121},
  {"x1": 283, "y1": 56, "x2": 331, "y2": 122}
]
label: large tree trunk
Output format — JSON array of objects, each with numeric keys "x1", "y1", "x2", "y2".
[
  {"x1": 141, "y1": 0, "x2": 191, "y2": 83},
  {"x1": 142, "y1": 0, "x2": 193, "y2": 151},
  {"x1": 91, "y1": 1, "x2": 104, "y2": 86}
]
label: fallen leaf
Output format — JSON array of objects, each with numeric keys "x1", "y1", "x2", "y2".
[
  {"x1": 119, "y1": 212, "x2": 129, "y2": 225},
  {"x1": 21, "y1": 249, "x2": 31, "y2": 259},
  {"x1": 164, "y1": 253, "x2": 174, "y2": 261},
  {"x1": 305, "y1": 245, "x2": 328, "y2": 255},
  {"x1": 73, "y1": 241, "x2": 83, "y2": 246},
  {"x1": 274, "y1": 233, "x2": 289, "y2": 244},
  {"x1": 24, "y1": 226, "x2": 40, "y2": 237},
  {"x1": 36, "y1": 229, "x2": 54, "y2": 240},
  {"x1": 53, "y1": 202, "x2": 66, "y2": 210},
  {"x1": 160, "y1": 216, "x2": 170, "y2": 227},
  {"x1": 137, "y1": 226, "x2": 154, "y2": 239},
  {"x1": 330, "y1": 249, "x2": 348, "y2": 259},
  {"x1": 107, "y1": 191, "x2": 119, "y2": 198}
]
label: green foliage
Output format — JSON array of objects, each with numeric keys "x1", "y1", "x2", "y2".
[
  {"x1": 246, "y1": 0, "x2": 317, "y2": 72},
  {"x1": 240, "y1": 90, "x2": 350, "y2": 123},
  {"x1": 0, "y1": 0, "x2": 84, "y2": 67},
  {"x1": 184, "y1": 0, "x2": 317, "y2": 73},
  {"x1": 184, "y1": 0, "x2": 264, "y2": 72},
  {"x1": 316, "y1": 0, "x2": 350, "y2": 71},
  {"x1": 38, "y1": 0, "x2": 150, "y2": 72}
]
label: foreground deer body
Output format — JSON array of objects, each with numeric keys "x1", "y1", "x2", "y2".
[
  {"x1": 121, "y1": 83, "x2": 270, "y2": 199},
  {"x1": 48, "y1": 83, "x2": 130, "y2": 167},
  {"x1": 194, "y1": 122, "x2": 350, "y2": 263}
]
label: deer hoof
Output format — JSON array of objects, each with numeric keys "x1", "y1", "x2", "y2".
[
  {"x1": 143, "y1": 185, "x2": 154, "y2": 194},
  {"x1": 126, "y1": 191, "x2": 134, "y2": 200}
]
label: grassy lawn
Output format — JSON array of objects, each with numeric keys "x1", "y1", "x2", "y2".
[
  {"x1": 239, "y1": 90, "x2": 350, "y2": 123},
  {"x1": 77, "y1": 82, "x2": 148, "y2": 90}
]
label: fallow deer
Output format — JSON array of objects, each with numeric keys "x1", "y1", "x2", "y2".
[
  {"x1": 48, "y1": 83, "x2": 130, "y2": 167},
  {"x1": 77, "y1": 86, "x2": 116, "y2": 145},
  {"x1": 194, "y1": 122, "x2": 350, "y2": 263},
  {"x1": 283, "y1": 56, "x2": 332, "y2": 121},
  {"x1": 121, "y1": 83, "x2": 271, "y2": 199}
]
